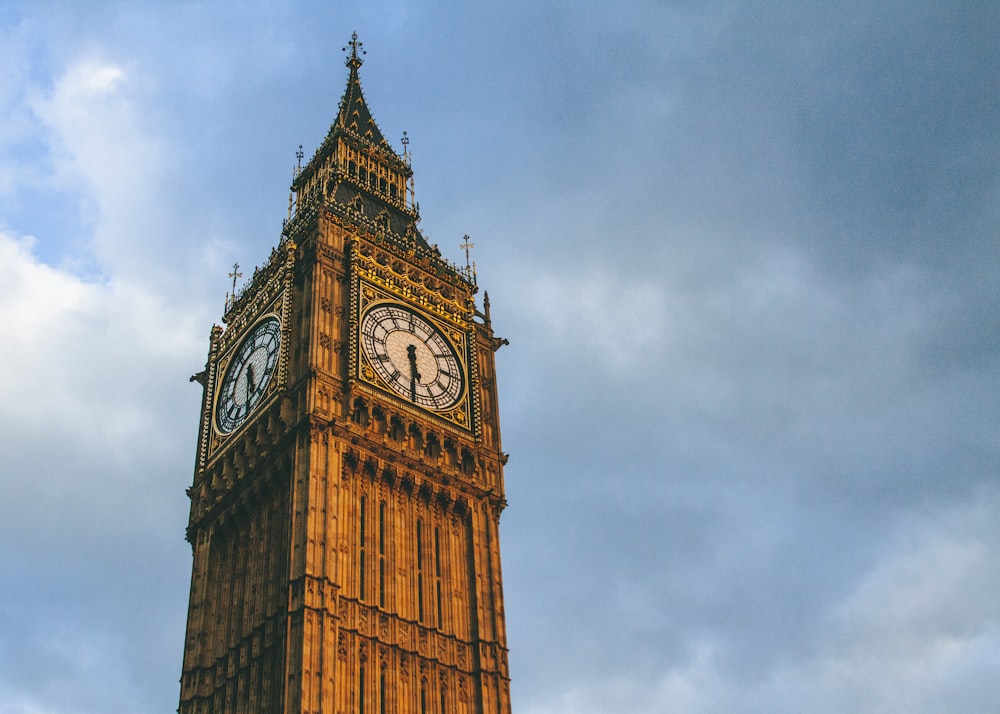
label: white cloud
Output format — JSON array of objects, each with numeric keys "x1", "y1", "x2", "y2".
[
  {"x1": 31, "y1": 58, "x2": 142, "y2": 189},
  {"x1": 514, "y1": 266, "x2": 669, "y2": 373},
  {"x1": 0, "y1": 225, "x2": 200, "y2": 713},
  {"x1": 0, "y1": 227, "x2": 205, "y2": 569},
  {"x1": 0, "y1": 232, "x2": 102, "y2": 422},
  {"x1": 31, "y1": 58, "x2": 139, "y2": 250},
  {"x1": 0, "y1": 230, "x2": 203, "y2": 430},
  {"x1": 517, "y1": 497, "x2": 1000, "y2": 714},
  {"x1": 26, "y1": 55, "x2": 210, "y2": 287},
  {"x1": 517, "y1": 638, "x2": 729, "y2": 714},
  {"x1": 715, "y1": 499, "x2": 1000, "y2": 714},
  {"x1": 818, "y1": 503, "x2": 1000, "y2": 706}
]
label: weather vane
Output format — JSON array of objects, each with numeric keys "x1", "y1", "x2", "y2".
[
  {"x1": 229, "y1": 262, "x2": 242, "y2": 295},
  {"x1": 225, "y1": 262, "x2": 243, "y2": 310},
  {"x1": 459, "y1": 235, "x2": 476, "y2": 281},
  {"x1": 343, "y1": 31, "x2": 365, "y2": 64}
]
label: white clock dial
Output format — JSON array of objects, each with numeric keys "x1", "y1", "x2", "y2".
[
  {"x1": 360, "y1": 305, "x2": 464, "y2": 411},
  {"x1": 215, "y1": 316, "x2": 281, "y2": 434}
]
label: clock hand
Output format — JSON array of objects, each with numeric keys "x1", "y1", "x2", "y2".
[
  {"x1": 406, "y1": 344, "x2": 420, "y2": 402},
  {"x1": 245, "y1": 364, "x2": 256, "y2": 401}
]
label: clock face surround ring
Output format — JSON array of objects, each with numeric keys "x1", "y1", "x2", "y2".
[
  {"x1": 215, "y1": 316, "x2": 281, "y2": 434},
  {"x1": 360, "y1": 304, "x2": 465, "y2": 411}
]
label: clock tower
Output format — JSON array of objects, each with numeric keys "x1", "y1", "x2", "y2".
[{"x1": 178, "y1": 35, "x2": 512, "y2": 714}]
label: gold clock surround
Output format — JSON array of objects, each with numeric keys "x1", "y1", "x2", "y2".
[{"x1": 352, "y1": 273, "x2": 475, "y2": 432}]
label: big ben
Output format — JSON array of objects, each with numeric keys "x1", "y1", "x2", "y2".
[{"x1": 178, "y1": 33, "x2": 512, "y2": 714}]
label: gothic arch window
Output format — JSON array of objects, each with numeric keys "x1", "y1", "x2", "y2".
[
  {"x1": 352, "y1": 397, "x2": 369, "y2": 427},
  {"x1": 349, "y1": 194, "x2": 365, "y2": 216},
  {"x1": 389, "y1": 415, "x2": 405, "y2": 442},
  {"x1": 424, "y1": 432, "x2": 441, "y2": 460},
  {"x1": 461, "y1": 447, "x2": 476, "y2": 475},
  {"x1": 408, "y1": 423, "x2": 423, "y2": 452},
  {"x1": 372, "y1": 407, "x2": 387, "y2": 435},
  {"x1": 443, "y1": 439, "x2": 457, "y2": 468}
]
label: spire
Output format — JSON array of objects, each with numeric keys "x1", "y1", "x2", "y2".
[
  {"x1": 289, "y1": 32, "x2": 420, "y2": 234},
  {"x1": 334, "y1": 31, "x2": 390, "y2": 150}
]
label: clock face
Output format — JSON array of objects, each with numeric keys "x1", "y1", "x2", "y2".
[
  {"x1": 360, "y1": 304, "x2": 465, "y2": 411},
  {"x1": 215, "y1": 316, "x2": 281, "y2": 434}
]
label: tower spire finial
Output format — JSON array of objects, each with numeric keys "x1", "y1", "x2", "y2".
[
  {"x1": 460, "y1": 235, "x2": 477, "y2": 283},
  {"x1": 226, "y1": 262, "x2": 243, "y2": 310},
  {"x1": 343, "y1": 31, "x2": 365, "y2": 68},
  {"x1": 460, "y1": 235, "x2": 475, "y2": 272}
]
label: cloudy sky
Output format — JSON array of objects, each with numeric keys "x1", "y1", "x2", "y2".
[{"x1": 2, "y1": 2, "x2": 998, "y2": 712}]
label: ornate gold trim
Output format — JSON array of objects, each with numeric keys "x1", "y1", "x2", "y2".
[{"x1": 352, "y1": 275, "x2": 474, "y2": 432}]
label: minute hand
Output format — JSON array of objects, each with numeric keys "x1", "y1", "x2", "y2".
[{"x1": 406, "y1": 344, "x2": 420, "y2": 402}]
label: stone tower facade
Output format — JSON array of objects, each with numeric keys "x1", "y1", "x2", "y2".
[{"x1": 178, "y1": 35, "x2": 512, "y2": 714}]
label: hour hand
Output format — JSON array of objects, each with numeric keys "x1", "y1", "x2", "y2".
[{"x1": 245, "y1": 365, "x2": 256, "y2": 399}]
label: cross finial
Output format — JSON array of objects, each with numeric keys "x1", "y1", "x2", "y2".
[
  {"x1": 459, "y1": 235, "x2": 477, "y2": 283},
  {"x1": 295, "y1": 144, "x2": 304, "y2": 171},
  {"x1": 343, "y1": 31, "x2": 365, "y2": 67},
  {"x1": 229, "y1": 262, "x2": 242, "y2": 295},
  {"x1": 460, "y1": 235, "x2": 475, "y2": 271}
]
